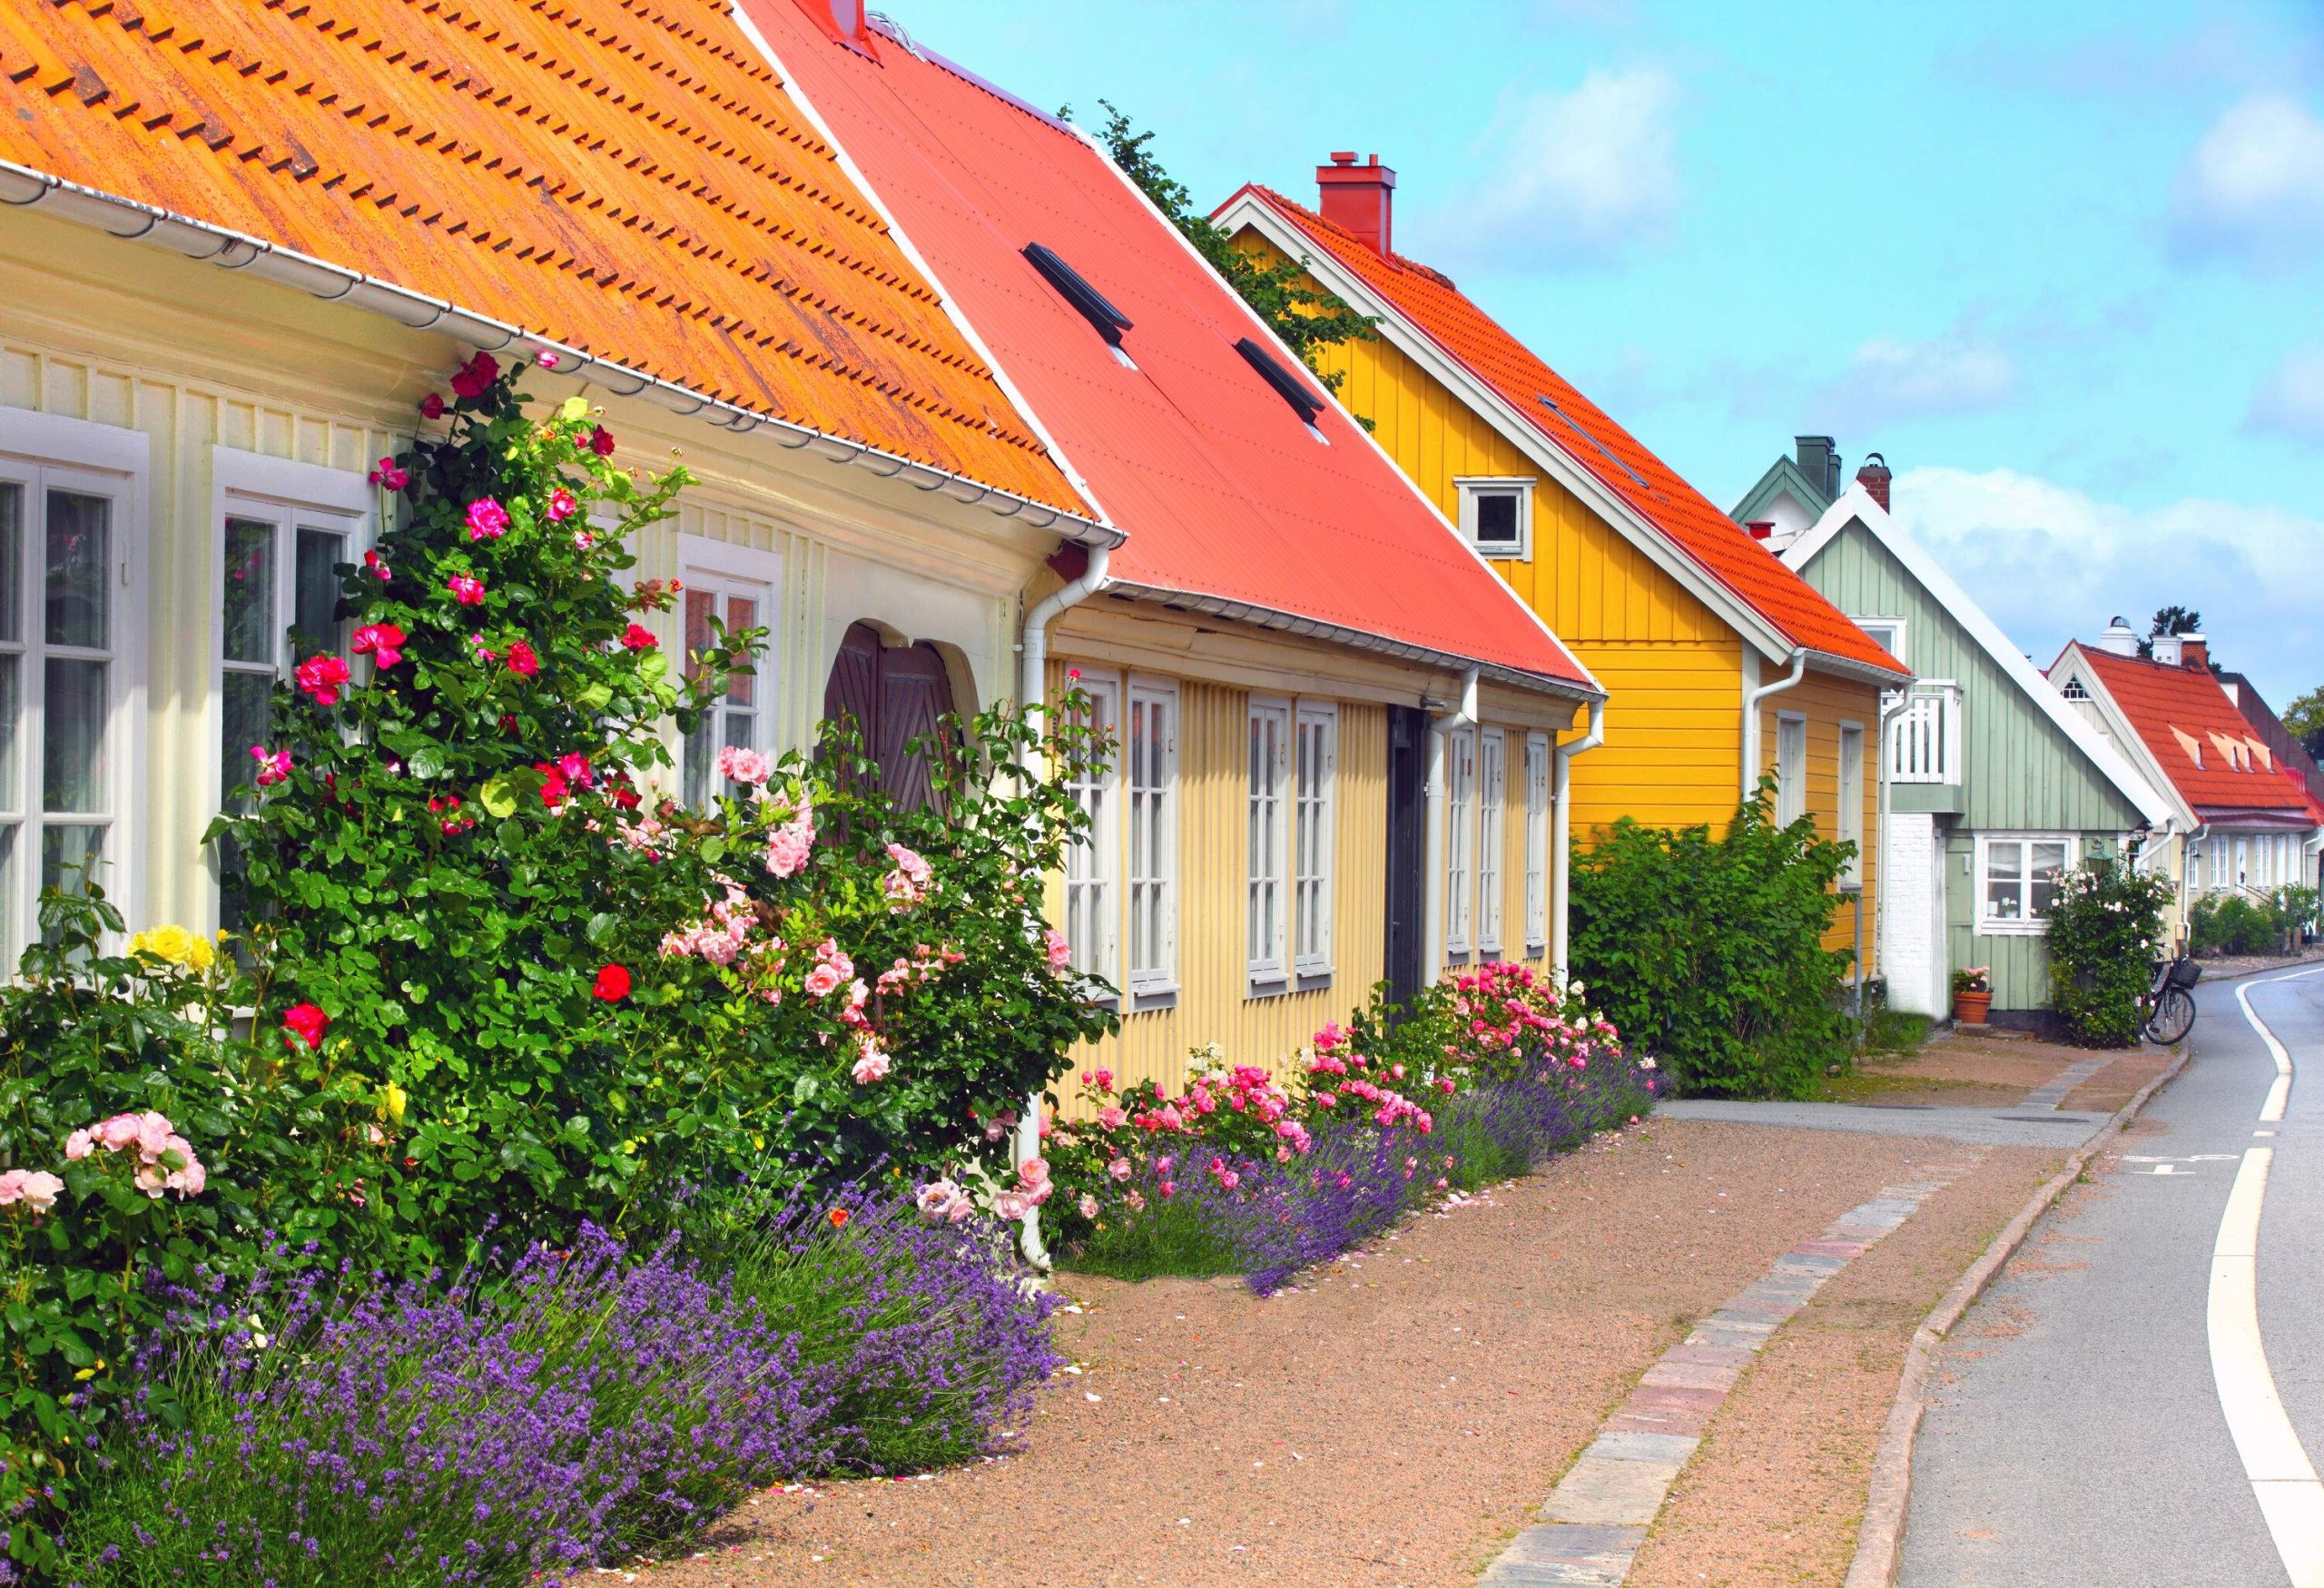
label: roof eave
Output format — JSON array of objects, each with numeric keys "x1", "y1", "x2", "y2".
[{"x1": 1801, "y1": 649, "x2": 1915, "y2": 688}]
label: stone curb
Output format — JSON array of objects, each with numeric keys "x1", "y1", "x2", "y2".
[{"x1": 1840, "y1": 1041, "x2": 2193, "y2": 1588}]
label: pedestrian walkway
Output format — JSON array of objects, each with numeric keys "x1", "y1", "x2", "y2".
[{"x1": 1655, "y1": 1098, "x2": 2105, "y2": 1149}]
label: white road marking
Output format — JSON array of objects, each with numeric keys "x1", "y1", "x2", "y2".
[{"x1": 2234, "y1": 965, "x2": 2324, "y2": 1122}]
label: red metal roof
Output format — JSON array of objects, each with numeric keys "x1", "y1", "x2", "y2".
[
  {"x1": 2073, "y1": 648, "x2": 2312, "y2": 816},
  {"x1": 743, "y1": 5, "x2": 1597, "y2": 691},
  {"x1": 0, "y1": 0, "x2": 1079, "y2": 512},
  {"x1": 1228, "y1": 185, "x2": 1908, "y2": 678}
]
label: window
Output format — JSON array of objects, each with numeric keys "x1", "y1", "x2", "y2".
[
  {"x1": 1855, "y1": 617, "x2": 1905, "y2": 665},
  {"x1": 1293, "y1": 703, "x2": 1336, "y2": 978},
  {"x1": 1477, "y1": 729, "x2": 1506, "y2": 954},
  {"x1": 2060, "y1": 676, "x2": 2089, "y2": 701},
  {"x1": 2236, "y1": 837, "x2": 2249, "y2": 890},
  {"x1": 678, "y1": 536, "x2": 781, "y2": 806},
  {"x1": 1063, "y1": 670, "x2": 1120, "y2": 987},
  {"x1": 1455, "y1": 478, "x2": 1533, "y2": 559},
  {"x1": 1979, "y1": 834, "x2": 2073, "y2": 932},
  {"x1": 1444, "y1": 725, "x2": 1476, "y2": 959},
  {"x1": 1775, "y1": 713, "x2": 1807, "y2": 825},
  {"x1": 1124, "y1": 678, "x2": 1177, "y2": 995},
  {"x1": 1246, "y1": 696, "x2": 1291, "y2": 985},
  {"x1": 1837, "y1": 722, "x2": 1866, "y2": 884},
  {"x1": 1524, "y1": 732, "x2": 1551, "y2": 951}
]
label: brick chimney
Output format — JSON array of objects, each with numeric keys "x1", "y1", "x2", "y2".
[
  {"x1": 1856, "y1": 451, "x2": 1892, "y2": 513},
  {"x1": 1316, "y1": 152, "x2": 1396, "y2": 256},
  {"x1": 2180, "y1": 634, "x2": 2209, "y2": 671}
]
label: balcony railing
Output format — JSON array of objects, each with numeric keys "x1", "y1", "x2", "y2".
[{"x1": 1889, "y1": 683, "x2": 1962, "y2": 785}]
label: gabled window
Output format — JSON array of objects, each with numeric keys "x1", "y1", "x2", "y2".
[
  {"x1": 1455, "y1": 477, "x2": 1533, "y2": 559},
  {"x1": 1837, "y1": 721, "x2": 1866, "y2": 885},
  {"x1": 1523, "y1": 732, "x2": 1551, "y2": 952},
  {"x1": 1124, "y1": 677, "x2": 1177, "y2": 996},
  {"x1": 1063, "y1": 669, "x2": 1121, "y2": 989},
  {"x1": 2060, "y1": 676, "x2": 2089, "y2": 701},
  {"x1": 1234, "y1": 338, "x2": 1330, "y2": 443},
  {"x1": 1293, "y1": 703, "x2": 1336, "y2": 978},
  {"x1": 679, "y1": 536, "x2": 783, "y2": 806},
  {"x1": 1444, "y1": 725, "x2": 1476, "y2": 960},
  {"x1": 1246, "y1": 696, "x2": 1292, "y2": 987},
  {"x1": 1775, "y1": 713, "x2": 1807, "y2": 826},
  {"x1": 1023, "y1": 242, "x2": 1136, "y2": 367},
  {"x1": 1477, "y1": 729, "x2": 1507, "y2": 954}
]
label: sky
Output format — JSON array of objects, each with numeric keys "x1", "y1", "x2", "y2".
[{"x1": 869, "y1": 0, "x2": 2324, "y2": 705}]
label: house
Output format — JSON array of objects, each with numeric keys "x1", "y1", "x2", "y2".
[
  {"x1": 1215, "y1": 163, "x2": 1909, "y2": 979},
  {"x1": 0, "y1": 1, "x2": 1599, "y2": 1108},
  {"x1": 745, "y1": 5, "x2": 1602, "y2": 1098},
  {"x1": 1762, "y1": 469, "x2": 2172, "y2": 1021},
  {"x1": 2049, "y1": 626, "x2": 2322, "y2": 941}
]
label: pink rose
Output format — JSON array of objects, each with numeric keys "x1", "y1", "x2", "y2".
[
  {"x1": 1097, "y1": 1106, "x2": 1128, "y2": 1131},
  {"x1": 803, "y1": 963, "x2": 842, "y2": 999},
  {"x1": 1108, "y1": 1157, "x2": 1133, "y2": 1181},
  {"x1": 17, "y1": 1170, "x2": 63, "y2": 1214},
  {"x1": 547, "y1": 487, "x2": 578, "y2": 522},
  {"x1": 1078, "y1": 1193, "x2": 1099, "y2": 1219},
  {"x1": 465, "y1": 497, "x2": 511, "y2": 541},
  {"x1": 448, "y1": 575, "x2": 487, "y2": 606},
  {"x1": 96, "y1": 1114, "x2": 142, "y2": 1151},
  {"x1": 251, "y1": 745, "x2": 292, "y2": 787},
  {"x1": 0, "y1": 1170, "x2": 24, "y2": 1206},
  {"x1": 1018, "y1": 1157, "x2": 1050, "y2": 1189},
  {"x1": 64, "y1": 1129, "x2": 94, "y2": 1161},
  {"x1": 1044, "y1": 927, "x2": 1072, "y2": 972},
  {"x1": 851, "y1": 1041, "x2": 891, "y2": 1084},
  {"x1": 715, "y1": 745, "x2": 772, "y2": 785},
  {"x1": 992, "y1": 1190, "x2": 1031, "y2": 1223},
  {"x1": 763, "y1": 816, "x2": 814, "y2": 878}
]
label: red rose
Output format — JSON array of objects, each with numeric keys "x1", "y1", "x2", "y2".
[
  {"x1": 448, "y1": 350, "x2": 499, "y2": 400},
  {"x1": 506, "y1": 640, "x2": 539, "y2": 678},
  {"x1": 620, "y1": 623, "x2": 657, "y2": 652},
  {"x1": 594, "y1": 964, "x2": 632, "y2": 1002},
  {"x1": 282, "y1": 1001, "x2": 330, "y2": 1050},
  {"x1": 419, "y1": 392, "x2": 445, "y2": 420},
  {"x1": 587, "y1": 425, "x2": 615, "y2": 458}
]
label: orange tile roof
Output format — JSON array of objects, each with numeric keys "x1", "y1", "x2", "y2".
[
  {"x1": 0, "y1": 0, "x2": 1080, "y2": 512},
  {"x1": 2075, "y1": 648, "x2": 2312, "y2": 816},
  {"x1": 1229, "y1": 185, "x2": 1908, "y2": 678}
]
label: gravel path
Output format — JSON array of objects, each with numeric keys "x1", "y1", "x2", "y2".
[{"x1": 645, "y1": 1119, "x2": 2055, "y2": 1588}]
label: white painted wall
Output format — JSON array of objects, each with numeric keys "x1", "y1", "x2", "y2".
[{"x1": 1883, "y1": 811, "x2": 1945, "y2": 1016}]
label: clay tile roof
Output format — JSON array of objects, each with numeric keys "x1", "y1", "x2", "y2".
[
  {"x1": 0, "y1": 0, "x2": 1081, "y2": 513},
  {"x1": 2077, "y1": 648, "x2": 2311, "y2": 814},
  {"x1": 739, "y1": 5, "x2": 1594, "y2": 690},
  {"x1": 1230, "y1": 185, "x2": 1909, "y2": 679}
]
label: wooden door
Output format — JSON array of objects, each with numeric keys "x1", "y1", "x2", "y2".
[{"x1": 820, "y1": 623, "x2": 957, "y2": 814}]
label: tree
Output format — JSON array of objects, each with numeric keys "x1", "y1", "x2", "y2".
[
  {"x1": 2283, "y1": 686, "x2": 2324, "y2": 760},
  {"x1": 2137, "y1": 606, "x2": 2202, "y2": 660}
]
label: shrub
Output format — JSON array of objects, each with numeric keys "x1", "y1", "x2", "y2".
[
  {"x1": 2190, "y1": 893, "x2": 2271, "y2": 957},
  {"x1": 1567, "y1": 781, "x2": 1854, "y2": 1099},
  {"x1": 2048, "y1": 857, "x2": 2174, "y2": 1048}
]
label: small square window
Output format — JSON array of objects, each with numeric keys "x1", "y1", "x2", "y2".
[
  {"x1": 1455, "y1": 478, "x2": 1533, "y2": 559},
  {"x1": 1474, "y1": 492, "x2": 1519, "y2": 545}
]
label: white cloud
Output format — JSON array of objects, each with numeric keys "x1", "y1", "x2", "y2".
[
  {"x1": 1433, "y1": 66, "x2": 1680, "y2": 268},
  {"x1": 1887, "y1": 465, "x2": 2324, "y2": 704},
  {"x1": 1813, "y1": 330, "x2": 2017, "y2": 428},
  {"x1": 2246, "y1": 347, "x2": 2324, "y2": 445},
  {"x1": 2169, "y1": 93, "x2": 2324, "y2": 266}
]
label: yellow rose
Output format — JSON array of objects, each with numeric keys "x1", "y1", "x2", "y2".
[
  {"x1": 184, "y1": 935, "x2": 216, "y2": 972},
  {"x1": 381, "y1": 1083, "x2": 408, "y2": 1125},
  {"x1": 129, "y1": 924, "x2": 196, "y2": 966}
]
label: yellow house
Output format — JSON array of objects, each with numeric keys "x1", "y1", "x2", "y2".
[{"x1": 1218, "y1": 162, "x2": 1911, "y2": 969}]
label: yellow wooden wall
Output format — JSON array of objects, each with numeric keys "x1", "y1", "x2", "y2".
[{"x1": 1757, "y1": 668, "x2": 1884, "y2": 971}]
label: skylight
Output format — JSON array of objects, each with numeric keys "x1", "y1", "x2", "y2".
[
  {"x1": 1023, "y1": 242, "x2": 1135, "y2": 365},
  {"x1": 1536, "y1": 395, "x2": 1650, "y2": 491},
  {"x1": 1235, "y1": 338, "x2": 1329, "y2": 440}
]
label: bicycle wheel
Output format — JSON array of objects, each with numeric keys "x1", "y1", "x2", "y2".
[{"x1": 2146, "y1": 987, "x2": 2196, "y2": 1045}]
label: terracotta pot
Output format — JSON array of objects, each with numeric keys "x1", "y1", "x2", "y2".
[{"x1": 1953, "y1": 989, "x2": 1992, "y2": 1025}]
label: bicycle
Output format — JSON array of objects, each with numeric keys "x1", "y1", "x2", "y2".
[{"x1": 2140, "y1": 954, "x2": 2199, "y2": 1045}]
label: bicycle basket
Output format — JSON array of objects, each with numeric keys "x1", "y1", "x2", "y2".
[{"x1": 2167, "y1": 957, "x2": 2202, "y2": 990}]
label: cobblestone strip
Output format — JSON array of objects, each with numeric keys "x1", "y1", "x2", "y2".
[
  {"x1": 1477, "y1": 1155, "x2": 1984, "y2": 1587},
  {"x1": 2022, "y1": 1056, "x2": 2111, "y2": 1111}
]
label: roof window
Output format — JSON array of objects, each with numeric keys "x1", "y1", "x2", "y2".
[
  {"x1": 1023, "y1": 242, "x2": 1136, "y2": 367},
  {"x1": 1235, "y1": 338, "x2": 1330, "y2": 443},
  {"x1": 1536, "y1": 395, "x2": 1649, "y2": 491}
]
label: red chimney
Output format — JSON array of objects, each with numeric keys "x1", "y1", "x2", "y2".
[
  {"x1": 1747, "y1": 520, "x2": 1775, "y2": 541},
  {"x1": 1856, "y1": 452, "x2": 1893, "y2": 513},
  {"x1": 2181, "y1": 636, "x2": 2209, "y2": 671},
  {"x1": 1316, "y1": 152, "x2": 1396, "y2": 256}
]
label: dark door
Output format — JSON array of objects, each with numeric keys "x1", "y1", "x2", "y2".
[
  {"x1": 1384, "y1": 705, "x2": 1428, "y2": 1008},
  {"x1": 821, "y1": 622, "x2": 957, "y2": 814}
]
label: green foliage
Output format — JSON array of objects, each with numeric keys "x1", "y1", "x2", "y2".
[
  {"x1": 2281, "y1": 686, "x2": 2324, "y2": 760},
  {"x1": 1567, "y1": 781, "x2": 1856, "y2": 1099},
  {"x1": 1065, "y1": 1191, "x2": 1246, "y2": 1284},
  {"x1": 2191, "y1": 885, "x2": 2317, "y2": 958},
  {"x1": 2047, "y1": 856, "x2": 2174, "y2": 1047}
]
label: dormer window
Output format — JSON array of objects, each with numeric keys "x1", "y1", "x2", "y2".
[
  {"x1": 1233, "y1": 338, "x2": 1330, "y2": 443},
  {"x1": 2060, "y1": 677, "x2": 2088, "y2": 700},
  {"x1": 1454, "y1": 478, "x2": 1532, "y2": 559},
  {"x1": 1023, "y1": 242, "x2": 1136, "y2": 368}
]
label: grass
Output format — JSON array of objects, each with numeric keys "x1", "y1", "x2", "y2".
[{"x1": 1065, "y1": 1193, "x2": 1244, "y2": 1283}]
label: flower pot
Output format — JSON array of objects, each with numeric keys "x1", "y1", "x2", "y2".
[{"x1": 1953, "y1": 990, "x2": 1992, "y2": 1025}]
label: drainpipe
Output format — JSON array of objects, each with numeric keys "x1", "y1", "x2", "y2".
[
  {"x1": 1550, "y1": 696, "x2": 1606, "y2": 982},
  {"x1": 2177, "y1": 822, "x2": 2211, "y2": 953},
  {"x1": 1874, "y1": 687, "x2": 1911, "y2": 1006},
  {"x1": 1011, "y1": 543, "x2": 1112, "y2": 1268},
  {"x1": 1423, "y1": 667, "x2": 1481, "y2": 982},
  {"x1": 1740, "y1": 649, "x2": 1808, "y2": 800}
]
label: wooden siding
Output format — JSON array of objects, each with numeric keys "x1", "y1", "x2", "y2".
[{"x1": 1757, "y1": 667, "x2": 1884, "y2": 972}]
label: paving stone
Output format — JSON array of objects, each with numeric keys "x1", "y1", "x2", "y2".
[
  {"x1": 1602, "y1": 1408, "x2": 1710, "y2": 1438},
  {"x1": 1792, "y1": 1238, "x2": 1870, "y2": 1258},
  {"x1": 1661, "y1": 1342, "x2": 1755, "y2": 1370},
  {"x1": 1622, "y1": 1383, "x2": 1726, "y2": 1415},
  {"x1": 1588, "y1": 1430, "x2": 1699, "y2": 1465},
  {"x1": 1640, "y1": 1358, "x2": 1741, "y2": 1392},
  {"x1": 1477, "y1": 1558, "x2": 1630, "y2": 1587},
  {"x1": 1539, "y1": 1455, "x2": 1679, "y2": 1525},
  {"x1": 1713, "y1": 1293, "x2": 1797, "y2": 1322},
  {"x1": 1773, "y1": 1251, "x2": 1850, "y2": 1275},
  {"x1": 1495, "y1": 1522, "x2": 1646, "y2": 1571}
]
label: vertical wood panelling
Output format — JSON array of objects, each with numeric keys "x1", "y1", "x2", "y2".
[{"x1": 1758, "y1": 670, "x2": 1884, "y2": 971}]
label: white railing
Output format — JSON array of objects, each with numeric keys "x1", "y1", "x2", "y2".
[{"x1": 1889, "y1": 683, "x2": 1962, "y2": 784}]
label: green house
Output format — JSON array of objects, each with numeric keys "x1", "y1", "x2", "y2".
[{"x1": 1735, "y1": 445, "x2": 2171, "y2": 1021}]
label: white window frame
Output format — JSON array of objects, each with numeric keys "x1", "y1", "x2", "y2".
[
  {"x1": 1444, "y1": 724, "x2": 1476, "y2": 961},
  {"x1": 1477, "y1": 727, "x2": 1507, "y2": 956},
  {"x1": 1854, "y1": 616, "x2": 1906, "y2": 665},
  {"x1": 0, "y1": 409, "x2": 149, "y2": 963},
  {"x1": 675, "y1": 533, "x2": 783, "y2": 806},
  {"x1": 1837, "y1": 720, "x2": 1866, "y2": 885},
  {"x1": 1775, "y1": 712, "x2": 1808, "y2": 826},
  {"x1": 1246, "y1": 695, "x2": 1292, "y2": 990},
  {"x1": 1523, "y1": 731, "x2": 1551, "y2": 952},
  {"x1": 1293, "y1": 701, "x2": 1337, "y2": 980},
  {"x1": 1976, "y1": 833, "x2": 2076, "y2": 935},
  {"x1": 1123, "y1": 676, "x2": 1178, "y2": 1000},
  {"x1": 1063, "y1": 667, "x2": 1122, "y2": 992},
  {"x1": 1454, "y1": 476, "x2": 1534, "y2": 560}
]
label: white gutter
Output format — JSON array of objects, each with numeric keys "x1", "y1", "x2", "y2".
[
  {"x1": 1551, "y1": 696, "x2": 1607, "y2": 981},
  {"x1": 1011, "y1": 543, "x2": 1113, "y2": 1269},
  {"x1": 0, "y1": 159, "x2": 1122, "y2": 549},
  {"x1": 1423, "y1": 667, "x2": 1481, "y2": 982},
  {"x1": 1740, "y1": 648, "x2": 1809, "y2": 799}
]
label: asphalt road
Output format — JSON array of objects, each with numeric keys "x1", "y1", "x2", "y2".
[{"x1": 1899, "y1": 969, "x2": 2324, "y2": 1587}]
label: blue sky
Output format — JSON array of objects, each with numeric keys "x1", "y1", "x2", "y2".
[{"x1": 874, "y1": 0, "x2": 2324, "y2": 705}]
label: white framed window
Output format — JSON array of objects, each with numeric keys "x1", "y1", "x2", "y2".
[
  {"x1": 1854, "y1": 617, "x2": 1906, "y2": 665},
  {"x1": 677, "y1": 534, "x2": 783, "y2": 806},
  {"x1": 1775, "y1": 712, "x2": 1807, "y2": 825},
  {"x1": 1454, "y1": 477, "x2": 1534, "y2": 560},
  {"x1": 1246, "y1": 695, "x2": 1291, "y2": 988},
  {"x1": 1124, "y1": 676, "x2": 1177, "y2": 997},
  {"x1": 212, "y1": 449, "x2": 371, "y2": 927},
  {"x1": 1978, "y1": 833, "x2": 2074, "y2": 933},
  {"x1": 1837, "y1": 721, "x2": 1866, "y2": 885},
  {"x1": 1523, "y1": 731, "x2": 1551, "y2": 952},
  {"x1": 2236, "y1": 836, "x2": 2249, "y2": 889},
  {"x1": 1063, "y1": 668, "x2": 1121, "y2": 989},
  {"x1": 0, "y1": 410, "x2": 148, "y2": 964},
  {"x1": 1477, "y1": 728, "x2": 1507, "y2": 955},
  {"x1": 1293, "y1": 702, "x2": 1336, "y2": 979},
  {"x1": 1444, "y1": 725, "x2": 1476, "y2": 959}
]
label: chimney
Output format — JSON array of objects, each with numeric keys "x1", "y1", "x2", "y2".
[
  {"x1": 1795, "y1": 436, "x2": 1839, "y2": 500},
  {"x1": 798, "y1": 0, "x2": 867, "y2": 41},
  {"x1": 1316, "y1": 152, "x2": 1396, "y2": 256},
  {"x1": 2152, "y1": 633, "x2": 2183, "y2": 667},
  {"x1": 2180, "y1": 634, "x2": 2209, "y2": 671},
  {"x1": 1747, "y1": 520, "x2": 1775, "y2": 541},
  {"x1": 1856, "y1": 452, "x2": 1893, "y2": 512},
  {"x1": 2097, "y1": 616, "x2": 2140, "y2": 657}
]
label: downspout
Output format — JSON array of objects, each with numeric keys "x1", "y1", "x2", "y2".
[
  {"x1": 1551, "y1": 697, "x2": 1607, "y2": 982},
  {"x1": 1423, "y1": 667, "x2": 1481, "y2": 982},
  {"x1": 2178, "y1": 822, "x2": 2211, "y2": 952},
  {"x1": 1740, "y1": 648, "x2": 1809, "y2": 799},
  {"x1": 1875, "y1": 687, "x2": 1911, "y2": 1004},
  {"x1": 1012, "y1": 543, "x2": 1112, "y2": 1268}
]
